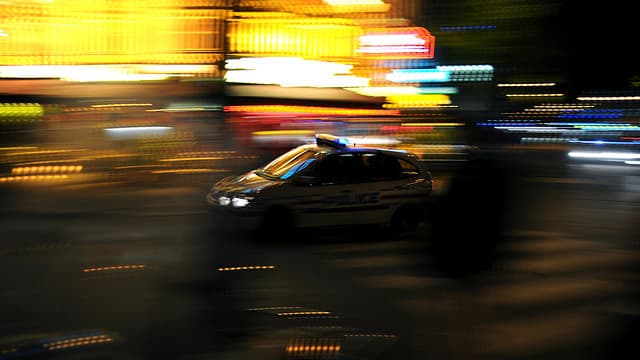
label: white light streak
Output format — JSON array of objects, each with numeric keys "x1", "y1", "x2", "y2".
[{"x1": 568, "y1": 151, "x2": 640, "y2": 160}]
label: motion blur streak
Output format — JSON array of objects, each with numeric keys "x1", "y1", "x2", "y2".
[
  {"x1": 568, "y1": 151, "x2": 640, "y2": 160},
  {"x1": 82, "y1": 265, "x2": 146, "y2": 273},
  {"x1": 0, "y1": 1, "x2": 638, "y2": 360},
  {"x1": 12, "y1": 165, "x2": 83, "y2": 174},
  {"x1": 217, "y1": 265, "x2": 277, "y2": 272}
]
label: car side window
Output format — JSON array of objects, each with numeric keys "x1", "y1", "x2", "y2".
[
  {"x1": 311, "y1": 153, "x2": 362, "y2": 184},
  {"x1": 381, "y1": 155, "x2": 404, "y2": 180},
  {"x1": 363, "y1": 154, "x2": 421, "y2": 181},
  {"x1": 361, "y1": 152, "x2": 390, "y2": 182},
  {"x1": 397, "y1": 158, "x2": 421, "y2": 178}
]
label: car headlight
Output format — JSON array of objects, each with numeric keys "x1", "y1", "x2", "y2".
[
  {"x1": 231, "y1": 196, "x2": 253, "y2": 208},
  {"x1": 218, "y1": 195, "x2": 231, "y2": 206}
]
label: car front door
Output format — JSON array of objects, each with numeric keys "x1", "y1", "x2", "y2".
[{"x1": 295, "y1": 153, "x2": 384, "y2": 227}]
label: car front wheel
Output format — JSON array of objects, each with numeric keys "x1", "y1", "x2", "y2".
[{"x1": 259, "y1": 205, "x2": 296, "y2": 240}]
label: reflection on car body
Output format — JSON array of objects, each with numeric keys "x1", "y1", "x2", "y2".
[{"x1": 207, "y1": 133, "x2": 433, "y2": 232}]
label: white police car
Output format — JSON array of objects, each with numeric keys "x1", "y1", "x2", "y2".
[{"x1": 206, "y1": 134, "x2": 433, "y2": 233}]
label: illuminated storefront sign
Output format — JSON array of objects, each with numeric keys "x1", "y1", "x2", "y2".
[
  {"x1": 358, "y1": 27, "x2": 435, "y2": 59},
  {"x1": 227, "y1": 18, "x2": 361, "y2": 58},
  {"x1": 0, "y1": 0, "x2": 226, "y2": 77},
  {"x1": 224, "y1": 57, "x2": 370, "y2": 87}
]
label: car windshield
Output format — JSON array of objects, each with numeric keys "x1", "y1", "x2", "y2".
[{"x1": 256, "y1": 147, "x2": 318, "y2": 179}]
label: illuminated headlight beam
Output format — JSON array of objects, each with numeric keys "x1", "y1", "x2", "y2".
[
  {"x1": 232, "y1": 197, "x2": 252, "y2": 207},
  {"x1": 568, "y1": 151, "x2": 640, "y2": 160}
]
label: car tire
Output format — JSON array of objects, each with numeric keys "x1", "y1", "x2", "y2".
[{"x1": 390, "y1": 204, "x2": 422, "y2": 232}]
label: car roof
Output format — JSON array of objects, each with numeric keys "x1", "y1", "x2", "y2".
[{"x1": 298, "y1": 143, "x2": 417, "y2": 159}]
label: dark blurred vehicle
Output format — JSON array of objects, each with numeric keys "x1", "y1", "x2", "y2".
[{"x1": 206, "y1": 133, "x2": 433, "y2": 234}]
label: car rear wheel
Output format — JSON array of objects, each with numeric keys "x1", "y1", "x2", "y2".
[{"x1": 390, "y1": 205, "x2": 422, "y2": 232}]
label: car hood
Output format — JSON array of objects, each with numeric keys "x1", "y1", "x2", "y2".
[{"x1": 214, "y1": 170, "x2": 283, "y2": 195}]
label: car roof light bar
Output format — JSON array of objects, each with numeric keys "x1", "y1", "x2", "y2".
[{"x1": 315, "y1": 133, "x2": 349, "y2": 148}]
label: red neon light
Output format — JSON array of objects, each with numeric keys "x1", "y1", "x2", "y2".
[{"x1": 358, "y1": 27, "x2": 435, "y2": 59}]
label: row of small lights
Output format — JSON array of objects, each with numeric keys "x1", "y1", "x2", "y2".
[
  {"x1": 0, "y1": 174, "x2": 69, "y2": 182},
  {"x1": 12, "y1": 165, "x2": 83, "y2": 174},
  {"x1": 83, "y1": 265, "x2": 145, "y2": 272},
  {"x1": 43, "y1": 335, "x2": 113, "y2": 351}
]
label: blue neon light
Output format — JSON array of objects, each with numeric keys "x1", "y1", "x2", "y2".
[{"x1": 569, "y1": 140, "x2": 640, "y2": 145}]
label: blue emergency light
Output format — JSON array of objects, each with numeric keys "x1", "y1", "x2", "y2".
[{"x1": 315, "y1": 133, "x2": 350, "y2": 148}]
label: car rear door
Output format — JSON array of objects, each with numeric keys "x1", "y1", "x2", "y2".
[{"x1": 295, "y1": 152, "x2": 386, "y2": 227}]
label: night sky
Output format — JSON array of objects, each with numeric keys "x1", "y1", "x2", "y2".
[{"x1": 564, "y1": 4, "x2": 638, "y2": 93}]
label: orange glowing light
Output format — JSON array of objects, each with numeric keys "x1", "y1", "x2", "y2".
[
  {"x1": 0, "y1": 1, "x2": 225, "y2": 76},
  {"x1": 228, "y1": 17, "x2": 361, "y2": 58},
  {"x1": 82, "y1": 265, "x2": 145, "y2": 272}
]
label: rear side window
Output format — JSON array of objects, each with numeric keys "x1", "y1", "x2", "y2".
[
  {"x1": 307, "y1": 152, "x2": 422, "y2": 184},
  {"x1": 311, "y1": 153, "x2": 362, "y2": 184},
  {"x1": 361, "y1": 153, "x2": 421, "y2": 181},
  {"x1": 397, "y1": 158, "x2": 421, "y2": 178}
]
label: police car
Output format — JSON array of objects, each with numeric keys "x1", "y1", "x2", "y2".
[{"x1": 206, "y1": 134, "x2": 433, "y2": 233}]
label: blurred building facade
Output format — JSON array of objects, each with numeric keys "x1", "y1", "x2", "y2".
[{"x1": 1, "y1": 0, "x2": 446, "y2": 110}]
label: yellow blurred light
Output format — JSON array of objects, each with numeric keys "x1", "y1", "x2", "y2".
[
  {"x1": 0, "y1": 1, "x2": 226, "y2": 69},
  {"x1": 278, "y1": 311, "x2": 331, "y2": 316},
  {"x1": 345, "y1": 86, "x2": 420, "y2": 97},
  {"x1": 150, "y1": 169, "x2": 229, "y2": 174},
  {"x1": 577, "y1": 96, "x2": 640, "y2": 101},
  {"x1": 228, "y1": 18, "x2": 361, "y2": 58},
  {"x1": 224, "y1": 105, "x2": 399, "y2": 116},
  {"x1": 384, "y1": 94, "x2": 451, "y2": 108},
  {"x1": 498, "y1": 82, "x2": 556, "y2": 87},
  {"x1": 0, "y1": 103, "x2": 44, "y2": 117},
  {"x1": 44, "y1": 335, "x2": 113, "y2": 350},
  {"x1": 252, "y1": 130, "x2": 316, "y2": 136},
  {"x1": 324, "y1": 0, "x2": 385, "y2": 4},
  {"x1": 0, "y1": 174, "x2": 69, "y2": 183},
  {"x1": 0, "y1": 146, "x2": 38, "y2": 151},
  {"x1": 248, "y1": 306, "x2": 302, "y2": 311},
  {"x1": 6, "y1": 149, "x2": 84, "y2": 156},
  {"x1": 0, "y1": 64, "x2": 218, "y2": 82},
  {"x1": 506, "y1": 93, "x2": 564, "y2": 97},
  {"x1": 233, "y1": 12, "x2": 296, "y2": 19},
  {"x1": 0, "y1": 65, "x2": 176, "y2": 81},
  {"x1": 323, "y1": 0, "x2": 389, "y2": 12},
  {"x1": 217, "y1": 265, "x2": 276, "y2": 271},
  {"x1": 82, "y1": 265, "x2": 145, "y2": 272},
  {"x1": 11, "y1": 165, "x2": 82, "y2": 174},
  {"x1": 91, "y1": 103, "x2": 152, "y2": 108},
  {"x1": 224, "y1": 57, "x2": 369, "y2": 88},
  {"x1": 158, "y1": 157, "x2": 226, "y2": 162}
]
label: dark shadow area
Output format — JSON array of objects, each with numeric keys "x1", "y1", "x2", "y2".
[{"x1": 425, "y1": 126, "x2": 519, "y2": 280}]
